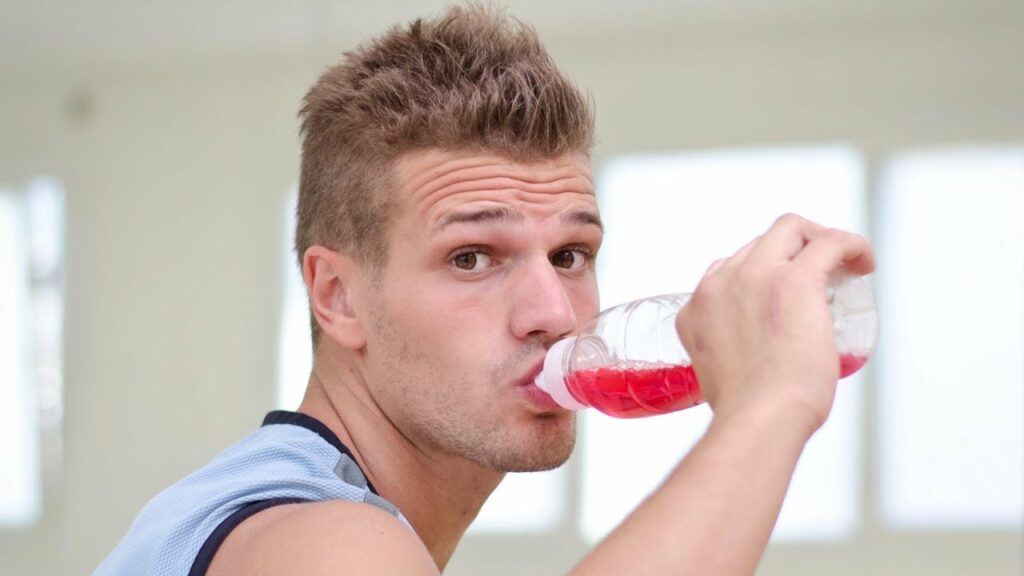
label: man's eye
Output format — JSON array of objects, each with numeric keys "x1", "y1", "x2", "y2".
[
  {"x1": 551, "y1": 248, "x2": 590, "y2": 270},
  {"x1": 452, "y1": 251, "x2": 491, "y2": 271}
]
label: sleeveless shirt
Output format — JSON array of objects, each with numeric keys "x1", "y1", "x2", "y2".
[{"x1": 95, "y1": 411, "x2": 408, "y2": 576}]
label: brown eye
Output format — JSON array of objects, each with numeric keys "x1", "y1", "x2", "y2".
[
  {"x1": 551, "y1": 250, "x2": 575, "y2": 268},
  {"x1": 453, "y1": 252, "x2": 478, "y2": 270}
]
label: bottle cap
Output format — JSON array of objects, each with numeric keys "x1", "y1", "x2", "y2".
[
  {"x1": 831, "y1": 272, "x2": 878, "y2": 357},
  {"x1": 534, "y1": 337, "x2": 587, "y2": 410}
]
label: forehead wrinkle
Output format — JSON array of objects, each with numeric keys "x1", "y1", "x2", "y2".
[
  {"x1": 426, "y1": 174, "x2": 593, "y2": 207},
  {"x1": 396, "y1": 152, "x2": 595, "y2": 208}
]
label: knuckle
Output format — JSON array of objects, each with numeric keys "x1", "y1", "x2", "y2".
[
  {"x1": 774, "y1": 212, "x2": 802, "y2": 228},
  {"x1": 823, "y1": 227, "x2": 847, "y2": 242},
  {"x1": 705, "y1": 257, "x2": 727, "y2": 276},
  {"x1": 692, "y1": 276, "x2": 716, "y2": 302},
  {"x1": 850, "y1": 231, "x2": 869, "y2": 249},
  {"x1": 691, "y1": 275, "x2": 723, "y2": 312},
  {"x1": 677, "y1": 295, "x2": 712, "y2": 354},
  {"x1": 674, "y1": 308, "x2": 693, "y2": 346}
]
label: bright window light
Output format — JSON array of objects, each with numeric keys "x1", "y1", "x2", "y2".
[
  {"x1": 583, "y1": 146, "x2": 866, "y2": 543},
  {"x1": 26, "y1": 178, "x2": 65, "y2": 436},
  {"x1": 0, "y1": 190, "x2": 40, "y2": 527},
  {"x1": 877, "y1": 148, "x2": 1024, "y2": 529},
  {"x1": 278, "y1": 188, "x2": 312, "y2": 410},
  {"x1": 469, "y1": 468, "x2": 566, "y2": 533}
]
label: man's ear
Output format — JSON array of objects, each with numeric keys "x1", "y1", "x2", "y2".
[{"x1": 303, "y1": 245, "x2": 368, "y2": 350}]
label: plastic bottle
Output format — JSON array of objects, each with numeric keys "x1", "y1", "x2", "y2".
[{"x1": 534, "y1": 273, "x2": 878, "y2": 418}]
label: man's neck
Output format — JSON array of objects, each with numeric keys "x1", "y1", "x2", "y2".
[{"x1": 296, "y1": 351, "x2": 502, "y2": 570}]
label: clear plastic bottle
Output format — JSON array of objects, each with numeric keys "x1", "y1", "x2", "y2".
[{"x1": 534, "y1": 273, "x2": 878, "y2": 418}]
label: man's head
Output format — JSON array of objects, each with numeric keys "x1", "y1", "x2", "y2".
[
  {"x1": 298, "y1": 4, "x2": 600, "y2": 473},
  {"x1": 297, "y1": 3, "x2": 595, "y2": 345}
]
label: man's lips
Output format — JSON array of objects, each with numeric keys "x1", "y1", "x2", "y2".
[
  {"x1": 515, "y1": 360, "x2": 546, "y2": 389},
  {"x1": 516, "y1": 359, "x2": 565, "y2": 412}
]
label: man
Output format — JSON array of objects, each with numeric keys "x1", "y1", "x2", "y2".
[{"x1": 97, "y1": 5, "x2": 874, "y2": 575}]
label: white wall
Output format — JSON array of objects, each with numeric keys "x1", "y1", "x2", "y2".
[
  {"x1": 0, "y1": 7, "x2": 1021, "y2": 575},
  {"x1": 0, "y1": 65, "x2": 315, "y2": 573}
]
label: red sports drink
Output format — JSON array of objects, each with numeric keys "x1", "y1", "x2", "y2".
[
  {"x1": 535, "y1": 273, "x2": 878, "y2": 418},
  {"x1": 564, "y1": 354, "x2": 869, "y2": 418}
]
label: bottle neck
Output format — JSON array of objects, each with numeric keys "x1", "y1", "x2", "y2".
[{"x1": 536, "y1": 337, "x2": 587, "y2": 410}]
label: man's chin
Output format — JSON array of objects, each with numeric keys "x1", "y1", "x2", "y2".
[
  {"x1": 490, "y1": 420, "x2": 576, "y2": 472},
  {"x1": 499, "y1": 452, "x2": 572, "y2": 473}
]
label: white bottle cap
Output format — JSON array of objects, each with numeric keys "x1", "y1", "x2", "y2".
[
  {"x1": 534, "y1": 337, "x2": 587, "y2": 410},
  {"x1": 830, "y1": 272, "x2": 879, "y2": 356}
]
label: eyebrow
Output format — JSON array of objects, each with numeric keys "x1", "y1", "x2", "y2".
[
  {"x1": 566, "y1": 209, "x2": 604, "y2": 231},
  {"x1": 438, "y1": 207, "x2": 523, "y2": 230},
  {"x1": 436, "y1": 207, "x2": 604, "y2": 232}
]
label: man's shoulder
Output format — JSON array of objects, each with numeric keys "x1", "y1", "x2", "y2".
[{"x1": 207, "y1": 500, "x2": 438, "y2": 576}]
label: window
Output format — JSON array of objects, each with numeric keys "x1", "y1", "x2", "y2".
[
  {"x1": 584, "y1": 146, "x2": 867, "y2": 542},
  {"x1": 0, "y1": 177, "x2": 65, "y2": 528},
  {"x1": 277, "y1": 189, "x2": 311, "y2": 410},
  {"x1": 470, "y1": 467, "x2": 566, "y2": 533},
  {"x1": 877, "y1": 148, "x2": 1023, "y2": 529}
]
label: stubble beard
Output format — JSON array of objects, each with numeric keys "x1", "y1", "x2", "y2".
[{"x1": 368, "y1": 305, "x2": 577, "y2": 473}]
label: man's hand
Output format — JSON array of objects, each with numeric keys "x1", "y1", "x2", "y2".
[
  {"x1": 675, "y1": 213, "x2": 875, "y2": 435},
  {"x1": 573, "y1": 214, "x2": 874, "y2": 576}
]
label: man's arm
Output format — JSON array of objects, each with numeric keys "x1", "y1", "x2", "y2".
[
  {"x1": 207, "y1": 500, "x2": 439, "y2": 575},
  {"x1": 575, "y1": 214, "x2": 875, "y2": 575},
  {"x1": 573, "y1": 398, "x2": 815, "y2": 575}
]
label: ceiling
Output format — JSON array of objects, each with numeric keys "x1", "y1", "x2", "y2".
[{"x1": 1, "y1": 0, "x2": 1021, "y2": 77}]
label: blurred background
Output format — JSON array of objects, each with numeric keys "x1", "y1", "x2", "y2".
[{"x1": 1, "y1": 0, "x2": 1021, "y2": 574}]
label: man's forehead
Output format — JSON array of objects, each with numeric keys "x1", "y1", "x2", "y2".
[
  {"x1": 434, "y1": 205, "x2": 604, "y2": 234},
  {"x1": 391, "y1": 148, "x2": 595, "y2": 204}
]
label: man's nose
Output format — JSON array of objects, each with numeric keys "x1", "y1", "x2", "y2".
[{"x1": 509, "y1": 255, "x2": 577, "y2": 342}]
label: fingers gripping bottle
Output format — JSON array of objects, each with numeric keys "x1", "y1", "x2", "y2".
[{"x1": 534, "y1": 273, "x2": 878, "y2": 418}]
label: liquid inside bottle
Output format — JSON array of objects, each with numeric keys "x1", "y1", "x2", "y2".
[
  {"x1": 564, "y1": 354, "x2": 868, "y2": 418},
  {"x1": 535, "y1": 273, "x2": 878, "y2": 418},
  {"x1": 567, "y1": 363, "x2": 702, "y2": 418}
]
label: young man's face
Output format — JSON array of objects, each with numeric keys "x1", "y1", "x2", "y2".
[{"x1": 361, "y1": 149, "x2": 602, "y2": 472}]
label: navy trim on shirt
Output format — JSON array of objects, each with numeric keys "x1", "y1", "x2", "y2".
[
  {"x1": 188, "y1": 411, "x2": 380, "y2": 576},
  {"x1": 187, "y1": 497, "x2": 307, "y2": 576},
  {"x1": 261, "y1": 410, "x2": 381, "y2": 495}
]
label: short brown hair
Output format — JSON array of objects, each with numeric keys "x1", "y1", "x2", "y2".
[{"x1": 296, "y1": 3, "x2": 594, "y2": 344}]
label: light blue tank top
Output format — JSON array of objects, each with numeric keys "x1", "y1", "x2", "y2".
[{"x1": 95, "y1": 411, "x2": 408, "y2": 576}]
